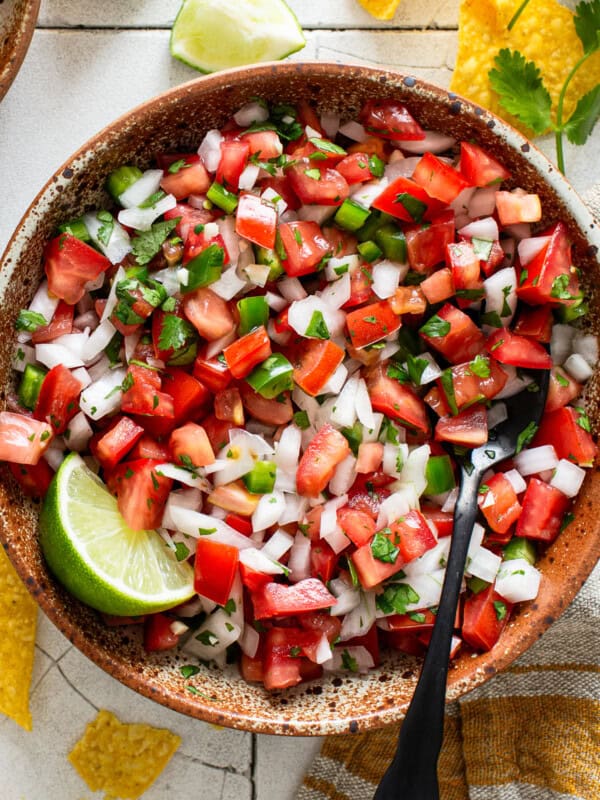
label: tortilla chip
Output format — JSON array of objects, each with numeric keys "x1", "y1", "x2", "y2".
[
  {"x1": 0, "y1": 546, "x2": 37, "y2": 730},
  {"x1": 358, "y1": 0, "x2": 402, "y2": 21},
  {"x1": 69, "y1": 709, "x2": 181, "y2": 800},
  {"x1": 451, "y1": 0, "x2": 600, "y2": 135}
]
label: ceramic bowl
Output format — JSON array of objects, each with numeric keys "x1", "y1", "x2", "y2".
[
  {"x1": 0, "y1": 0, "x2": 40, "y2": 102},
  {"x1": 1, "y1": 62, "x2": 599, "y2": 736}
]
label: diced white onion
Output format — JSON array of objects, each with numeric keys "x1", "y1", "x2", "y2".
[
  {"x1": 549, "y1": 458, "x2": 586, "y2": 497},
  {"x1": 35, "y1": 343, "x2": 83, "y2": 370},
  {"x1": 279, "y1": 277, "x2": 307, "y2": 302},
  {"x1": 496, "y1": 558, "x2": 541, "y2": 603},
  {"x1": 572, "y1": 334, "x2": 598, "y2": 367},
  {"x1": 330, "y1": 455, "x2": 357, "y2": 497},
  {"x1": 319, "y1": 272, "x2": 351, "y2": 309},
  {"x1": 325, "y1": 255, "x2": 361, "y2": 282},
  {"x1": 320, "y1": 111, "x2": 340, "y2": 139},
  {"x1": 210, "y1": 266, "x2": 247, "y2": 301},
  {"x1": 12, "y1": 342, "x2": 35, "y2": 372},
  {"x1": 468, "y1": 187, "x2": 497, "y2": 218},
  {"x1": 261, "y1": 529, "x2": 295, "y2": 562},
  {"x1": 83, "y1": 318, "x2": 117, "y2": 363},
  {"x1": 252, "y1": 491, "x2": 285, "y2": 532},
  {"x1": 243, "y1": 263, "x2": 271, "y2": 288},
  {"x1": 240, "y1": 624, "x2": 260, "y2": 659},
  {"x1": 117, "y1": 193, "x2": 176, "y2": 232},
  {"x1": 162, "y1": 488, "x2": 202, "y2": 531},
  {"x1": 330, "y1": 373, "x2": 360, "y2": 427},
  {"x1": 239, "y1": 547, "x2": 285, "y2": 574},
  {"x1": 355, "y1": 378, "x2": 375, "y2": 429},
  {"x1": 338, "y1": 120, "x2": 367, "y2": 142},
  {"x1": 198, "y1": 129, "x2": 224, "y2": 173},
  {"x1": 513, "y1": 445, "x2": 558, "y2": 476},
  {"x1": 182, "y1": 609, "x2": 241, "y2": 660},
  {"x1": 83, "y1": 212, "x2": 131, "y2": 264},
  {"x1": 442, "y1": 487, "x2": 458, "y2": 513},
  {"x1": 517, "y1": 235, "x2": 551, "y2": 266},
  {"x1": 168, "y1": 506, "x2": 253, "y2": 549},
  {"x1": 403, "y1": 538, "x2": 450, "y2": 577},
  {"x1": 323, "y1": 645, "x2": 374, "y2": 674},
  {"x1": 466, "y1": 546, "x2": 502, "y2": 583},
  {"x1": 398, "y1": 444, "x2": 431, "y2": 497},
  {"x1": 459, "y1": 216, "x2": 499, "y2": 242},
  {"x1": 234, "y1": 101, "x2": 270, "y2": 127},
  {"x1": 563, "y1": 353, "x2": 593, "y2": 382},
  {"x1": 118, "y1": 169, "x2": 163, "y2": 209},
  {"x1": 261, "y1": 186, "x2": 287, "y2": 216},
  {"x1": 79, "y1": 366, "x2": 127, "y2": 421},
  {"x1": 321, "y1": 362, "x2": 348, "y2": 395},
  {"x1": 265, "y1": 291, "x2": 287, "y2": 312},
  {"x1": 372, "y1": 260, "x2": 406, "y2": 298},
  {"x1": 296, "y1": 204, "x2": 336, "y2": 225},
  {"x1": 340, "y1": 591, "x2": 376, "y2": 641},
  {"x1": 503, "y1": 468, "x2": 527, "y2": 494},
  {"x1": 64, "y1": 412, "x2": 93, "y2": 452},
  {"x1": 483, "y1": 267, "x2": 518, "y2": 326},
  {"x1": 351, "y1": 177, "x2": 388, "y2": 209},
  {"x1": 395, "y1": 130, "x2": 456, "y2": 154},
  {"x1": 494, "y1": 365, "x2": 534, "y2": 398},
  {"x1": 28, "y1": 280, "x2": 60, "y2": 324},
  {"x1": 288, "y1": 531, "x2": 311, "y2": 583},
  {"x1": 43, "y1": 439, "x2": 65, "y2": 471},
  {"x1": 70, "y1": 366, "x2": 92, "y2": 390},
  {"x1": 154, "y1": 463, "x2": 210, "y2": 491}
]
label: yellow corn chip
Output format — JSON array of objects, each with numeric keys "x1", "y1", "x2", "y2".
[
  {"x1": 0, "y1": 546, "x2": 37, "y2": 731},
  {"x1": 451, "y1": 0, "x2": 600, "y2": 135},
  {"x1": 358, "y1": 0, "x2": 402, "y2": 21},
  {"x1": 69, "y1": 709, "x2": 181, "y2": 800}
]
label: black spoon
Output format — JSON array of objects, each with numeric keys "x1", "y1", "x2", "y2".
[{"x1": 374, "y1": 368, "x2": 550, "y2": 800}]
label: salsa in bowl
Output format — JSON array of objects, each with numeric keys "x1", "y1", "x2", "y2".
[{"x1": 1, "y1": 62, "x2": 599, "y2": 735}]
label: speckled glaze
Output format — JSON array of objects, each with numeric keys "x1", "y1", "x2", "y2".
[
  {"x1": 0, "y1": 0, "x2": 40, "y2": 102},
  {"x1": 1, "y1": 63, "x2": 599, "y2": 736}
]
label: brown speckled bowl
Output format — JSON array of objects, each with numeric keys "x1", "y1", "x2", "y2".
[
  {"x1": 1, "y1": 62, "x2": 599, "y2": 735},
  {"x1": 0, "y1": 0, "x2": 40, "y2": 102}
]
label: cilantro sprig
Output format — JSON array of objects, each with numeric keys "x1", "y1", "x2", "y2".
[{"x1": 489, "y1": 1, "x2": 600, "y2": 174}]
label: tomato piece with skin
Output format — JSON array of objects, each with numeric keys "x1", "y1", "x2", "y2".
[
  {"x1": 235, "y1": 193, "x2": 278, "y2": 249},
  {"x1": 225, "y1": 513, "x2": 253, "y2": 536},
  {"x1": 240, "y1": 562, "x2": 272, "y2": 593},
  {"x1": 94, "y1": 416, "x2": 145, "y2": 471},
  {"x1": 121, "y1": 364, "x2": 174, "y2": 418},
  {"x1": 366, "y1": 363, "x2": 430, "y2": 434},
  {"x1": 335, "y1": 152, "x2": 377, "y2": 184},
  {"x1": 194, "y1": 539, "x2": 239, "y2": 606},
  {"x1": 161, "y1": 367, "x2": 211, "y2": 425},
  {"x1": 352, "y1": 536, "x2": 405, "y2": 590},
  {"x1": 447, "y1": 240, "x2": 481, "y2": 291},
  {"x1": 406, "y1": 211, "x2": 456, "y2": 273},
  {"x1": 110, "y1": 459, "x2": 173, "y2": 531},
  {"x1": 321, "y1": 226, "x2": 358, "y2": 258},
  {"x1": 512, "y1": 304, "x2": 553, "y2": 343},
  {"x1": 128, "y1": 434, "x2": 170, "y2": 461},
  {"x1": 387, "y1": 608, "x2": 437, "y2": 633},
  {"x1": 193, "y1": 351, "x2": 233, "y2": 393},
  {"x1": 346, "y1": 300, "x2": 401, "y2": 349},
  {"x1": 164, "y1": 203, "x2": 214, "y2": 240},
  {"x1": 223, "y1": 325, "x2": 272, "y2": 379},
  {"x1": 183, "y1": 226, "x2": 229, "y2": 267},
  {"x1": 296, "y1": 423, "x2": 352, "y2": 497},
  {"x1": 412, "y1": 151, "x2": 469, "y2": 204},
  {"x1": 33, "y1": 364, "x2": 82, "y2": 435},
  {"x1": 298, "y1": 610, "x2": 342, "y2": 644},
  {"x1": 496, "y1": 191, "x2": 542, "y2": 225},
  {"x1": 359, "y1": 99, "x2": 425, "y2": 141},
  {"x1": 8, "y1": 459, "x2": 54, "y2": 497},
  {"x1": 182, "y1": 287, "x2": 236, "y2": 341},
  {"x1": 143, "y1": 613, "x2": 180, "y2": 652},
  {"x1": 420, "y1": 268, "x2": 455, "y2": 304},
  {"x1": 337, "y1": 506, "x2": 377, "y2": 547},
  {"x1": 286, "y1": 160, "x2": 349, "y2": 207},
  {"x1": 517, "y1": 222, "x2": 579, "y2": 306},
  {"x1": 31, "y1": 300, "x2": 74, "y2": 344},
  {"x1": 343, "y1": 267, "x2": 373, "y2": 308},
  {"x1": 486, "y1": 329, "x2": 552, "y2": 369},
  {"x1": 238, "y1": 383, "x2": 294, "y2": 425},
  {"x1": 388, "y1": 510, "x2": 437, "y2": 563},
  {"x1": 261, "y1": 628, "x2": 305, "y2": 690},
  {"x1": 420, "y1": 303, "x2": 486, "y2": 365},
  {"x1": 545, "y1": 368, "x2": 581, "y2": 413},
  {"x1": 169, "y1": 422, "x2": 215, "y2": 468},
  {"x1": 251, "y1": 578, "x2": 337, "y2": 619},
  {"x1": 355, "y1": 441, "x2": 384, "y2": 474},
  {"x1": 240, "y1": 129, "x2": 282, "y2": 159},
  {"x1": 201, "y1": 414, "x2": 238, "y2": 453},
  {"x1": 290, "y1": 338, "x2": 345, "y2": 396},
  {"x1": 462, "y1": 585, "x2": 512, "y2": 651},
  {"x1": 441, "y1": 357, "x2": 509, "y2": 412},
  {"x1": 310, "y1": 541, "x2": 340, "y2": 583},
  {"x1": 435, "y1": 405, "x2": 488, "y2": 447},
  {"x1": 258, "y1": 176, "x2": 300, "y2": 210},
  {"x1": 278, "y1": 221, "x2": 332, "y2": 277},
  {"x1": 478, "y1": 473, "x2": 522, "y2": 534},
  {"x1": 44, "y1": 233, "x2": 111, "y2": 305},
  {"x1": 372, "y1": 176, "x2": 445, "y2": 223},
  {"x1": 421, "y1": 504, "x2": 454, "y2": 537},
  {"x1": 159, "y1": 155, "x2": 210, "y2": 200},
  {"x1": 216, "y1": 139, "x2": 250, "y2": 191},
  {"x1": 459, "y1": 142, "x2": 511, "y2": 187},
  {"x1": 534, "y1": 406, "x2": 597, "y2": 466}
]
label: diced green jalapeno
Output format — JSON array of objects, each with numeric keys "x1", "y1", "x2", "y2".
[
  {"x1": 57, "y1": 217, "x2": 91, "y2": 243},
  {"x1": 334, "y1": 199, "x2": 371, "y2": 232},
  {"x1": 502, "y1": 537, "x2": 537, "y2": 565},
  {"x1": 555, "y1": 296, "x2": 588, "y2": 323},
  {"x1": 238, "y1": 296, "x2": 269, "y2": 335},
  {"x1": 243, "y1": 461, "x2": 277, "y2": 494},
  {"x1": 183, "y1": 244, "x2": 224, "y2": 292},
  {"x1": 18, "y1": 363, "x2": 47, "y2": 411},
  {"x1": 467, "y1": 576, "x2": 490, "y2": 594},
  {"x1": 375, "y1": 222, "x2": 407, "y2": 262},
  {"x1": 357, "y1": 240, "x2": 383, "y2": 263},
  {"x1": 424, "y1": 455, "x2": 456, "y2": 495},
  {"x1": 105, "y1": 165, "x2": 143, "y2": 203},
  {"x1": 167, "y1": 340, "x2": 198, "y2": 366},
  {"x1": 206, "y1": 181, "x2": 239, "y2": 214},
  {"x1": 246, "y1": 353, "x2": 294, "y2": 398},
  {"x1": 255, "y1": 246, "x2": 284, "y2": 280},
  {"x1": 356, "y1": 210, "x2": 384, "y2": 242}
]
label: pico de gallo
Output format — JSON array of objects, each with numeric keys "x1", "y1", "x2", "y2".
[{"x1": 3, "y1": 97, "x2": 598, "y2": 690}]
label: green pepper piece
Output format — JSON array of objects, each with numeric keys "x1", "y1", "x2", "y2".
[
  {"x1": 18, "y1": 363, "x2": 47, "y2": 411},
  {"x1": 243, "y1": 461, "x2": 277, "y2": 494},
  {"x1": 255, "y1": 246, "x2": 284, "y2": 280},
  {"x1": 57, "y1": 217, "x2": 91, "y2": 243},
  {"x1": 502, "y1": 537, "x2": 537, "y2": 565},
  {"x1": 356, "y1": 210, "x2": 384, "y2": 242},
  {"x1": 357, "y1": 240, "x2": 383, "y2": 263},
  {"x1": 375, "y1": 222, "x2": 408, "y2": 262},
  {"x1": 183, "y1": 243, "x2": 225, "y2": 292},
  {"x1": 105, "y1": 165, "x2": 143, "y2": 203},
  {"x1": 167, "y1": 340, "x2": 198, "y2": 366},
  {"x1": 238, "y1": 296, "x2": 269, "y2": 336},
  {"x1": 467, "y1": 576, "x2": 490, "y2": 595},
  {"x1": 555, "y1": 296, "x2": 588, "y2": 323},
  {"x1": 424, "y1": 455, "x2": 456, "y2": 495},
  {"x1": 334, "y1": 198, "x2": 371, "y2": 232},
  {"x1": 246, "y1": 353, "x2": 294, "y2": 399},
  {"x1": 206, "y1": 181, "x2": 239, "y2": 214}
]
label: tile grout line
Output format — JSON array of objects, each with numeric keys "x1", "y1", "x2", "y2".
[{"x1": 250, "y1": 732, "x2": 257, "y2": 800}]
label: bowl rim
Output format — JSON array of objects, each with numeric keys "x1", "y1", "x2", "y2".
[
  {"x1": 1, "y1": 60, "x2": 600, "y2": 735},
  {"x1": 0, "y1": 0, "x2": 41, "y2": 103}
]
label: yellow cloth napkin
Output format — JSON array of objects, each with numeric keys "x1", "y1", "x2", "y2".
[{"x1": 298, "y1": 192, "x2": 600, "y2": 800}]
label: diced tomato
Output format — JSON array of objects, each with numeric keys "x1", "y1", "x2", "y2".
[
  {"x1": 420, "y1": 303, "x2": 486, "y2": 364},
  {"x1": 389, "y1": 510, "x2": 437, "y2": 563},
  {"x1": 412, "y1": 152, "x2": 469, "y2": 204},
  {"x1": 485, "y1": 329, "x2": 552, "y2": 369},
  {"x1": 545, "y1": 368, "x2": 581, "y2": 413},
  {"x1": 514, "y1": 477, "x2": 570, "y2": 543},
  {"x1": 459, "y1": 142, "x2": 511, "y2": 187},
  {"x1": 194, "y1": 539, "x2": 239, "y2": 606},
  {"x1": 44, "y1": 233, "x2": 111, "y2": 305},
  {"x1": 478, "y1": 473, "x2": 522, "y2": 534},
  {"x1": 94, "y1": 416, "x2": 145, "y2": 470},
  {"x1": 462, "y1": 585, "x2": 513, "y2": 651},
  {"x1": 128, "y1": 434, "x2": 170, "y2": 461},
  {"x1": 352, "y1": 534, "x2": 405, "y2": 590},
  {"x1": 182, "y1": 287, "x2": 236, "y2": 341},
  {"x1": 235, "y1": 193, "x2": 278, "y2": 249},
  {"x1": 343, "y1": 266, "x2": 373, "y2": 308},
  {"x1": 387, "y1": 608, "x2": 437, "y2": 633},
  {"x1": 287, "y1": 160, "x2": 349, "y2": 206},
  {"x1": 290, "y1": 338, "x2": 345, "y2": 396},
  {"x1": 182, "y1": 226, "x2": 229, "y2": 267},
  {"x1": 251, "y1": 578, "x2": 337, "y2": 619},
  {"x1": 8, "y1": 459, "x2": 54, "y2": 497},
  {"x1": 278, "y1": 221, "x2": 332, "y2": 277},
  {"x1": 310, "y1": 541, "x2": 340, "y2": 583},
  {"x1": 238, "y1": 383, "x2": 294, "y2": 425},
  {"x1": 359, "y1": 99, "x2": 425, "y2": 141},
  {"x1": 384, "y1": 629, "x2": 426, "y2": 657},
  {"x1": 479, "y1": 240, "x2": 506, "y2": 278},
  {"x1": 240, "y1": 562, "x2": 272, "y2": 593},
  {"x1": 366, "y1": 363, "x2": 430, "y2": 433},
  {"x1": 169, "y1": 422, "x2": 215, "y2": 468},
  {"x1": 535, "y1": 406, "x2": 597, "y2": 466},
  {"x1": 346, "y1": 300, "x2": 401, "y2": 349},
  {"x1": 355, "y1": 442, "x2": 384, "y2": 474},
  {"x1": 216, "y1": 139, "x2": 250, "y2": 190},
  {"x1": 441, "y1": 357, "x2": 508, "y2": 412},
  {"x1": 111, "y1": 458, "x2": 173, "y2": 531},
  {"x1": 296, "y1": 423, "x2": 351, "y2": 497},
  {"x1": 161, "y1": 367, "x2": 211, "y2": 425},
  {"x1": 405, "y1": 210, "x2": 455, "y2": 273},
  {"x1": 344, "y1": 623, "x2": 381, "y2": 667},
  {"x1": 496, "y1": 190, "x2": 542, "y2": 225},
  {"x1": 159, "y1": 155, "x2": 210, "y2": 200},
  {"x1": 420, "y1": 267, "x2": 455, "y2": 304},
  {"x1": 164, "y1": 203, "x2": 214, "y2": 240},
  {"x1": 447, "y1": 241, "x2": 480, "y2": 291},
  {"x1": 121, "y1": 364, "x2": 175, "y2": 418},
  {"x1": 390, "y1": 286, "x2": 427, "y2": 316},
  {"x1": 258, "y1": 176, "x2": 300, "y2": 210},
  {"x1": 303, "y1": 505, "x2": 323, "y2": 542},
  {"x1": 512, "y1": 305, "x2": 553, "y2": 343},
  {"x1": 240, "y1": 129, "x2": 282, "y2": 159},
  {"x1": 336, "y1": 152, "x2": 376, "y2": 184},
  {"x1": 223, "y1": 325, "x2": 271, "y2": 379},
  {"x1": 435, "y1": 404, "x2": 488, "y2": 447},
  {"x1": 193, "y1": 351, "x2": 233, "y2": 393},
  {"x1": 31, "y1": 300, "x2": 74, "y2": 344},
  {"x1": 298, "y1": 611, "x2": 342, "y2": 644},
  {"x1": 33, "y1": 364, "x2": 82, "y2": 434},
  {"x1": 201, "y1": 414, "x2": 239, "y2": 453},
  {"x1": 261, "y1": 628, "x2": 304, "y2": 690},
  {"x1": 214, "y1": 386, "x2": 244, "y2": 425},
  {"x1": 296, "y1": 99, "x2": 324, "y2": 135},
  {"x1": 144, "y1": 613, "x2": 180, "y2": 651},
  {"x1": 321, "y1": 226, "x2": 358, "y2": 258},
  {"x1": 373, "y1": 176, "x2": 444, "y2": 223},
  {"x1": 424, "y1": 385, "x2": 452, "y2": 417},
  {"x1": 240, "y1": 650, "x2": 264, "y2": 683},
  {"x1": 225, "y1": 513, "x2": 253, "y2": 536},
  {"x1": 421, "y1": 504, "x2": 454, "y2": 537},
  {"x1": 517, "y1": 222, "x2": 579, "y2": 306},
  {"x1": 337, "y1": 506, "x2": 377, "y2": 547}
]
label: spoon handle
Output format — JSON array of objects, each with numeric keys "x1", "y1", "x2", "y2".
[{"x1": 373, "y1": 465, "x2": 482, "y2": 800}]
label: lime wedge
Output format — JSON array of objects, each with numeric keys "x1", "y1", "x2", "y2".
[
  {"x1": 170, "y1": 0, "x2": 306, "y2": 73},
  {"x1": 39, "y1": 453, "x2": 195, "y2": 616}
]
